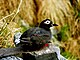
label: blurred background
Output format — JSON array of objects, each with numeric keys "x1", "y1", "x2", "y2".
[{"x1": 0, "y1": 0, "x2": 80, "y2": 60}]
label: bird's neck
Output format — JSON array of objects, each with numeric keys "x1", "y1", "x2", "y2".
[{"x1": 39, "y1": 26, "x2": 50, "y2": 31}]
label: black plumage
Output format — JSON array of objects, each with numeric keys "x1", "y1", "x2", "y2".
[{"x1": 19, "y1": 19, "x2": 58, "y2": 51}]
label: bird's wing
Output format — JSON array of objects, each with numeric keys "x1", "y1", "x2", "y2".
[
  {"x1": 20, "y1": 28, "x2": 35, "y2": 44},
  {"x1": 29, "y1": 28, "x2": 51, "y2": 43},
  {"x1": 20, "y1": 27, "x2": 51, "y2": 44}
]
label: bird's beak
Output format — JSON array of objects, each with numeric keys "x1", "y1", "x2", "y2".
[{"x1": 52, "y1": 24, "x2": 58, "y2": 26}]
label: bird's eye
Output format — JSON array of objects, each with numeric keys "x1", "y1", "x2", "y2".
[{"x1": 44, "y1": 20, "x2": 50, "y2": 24}]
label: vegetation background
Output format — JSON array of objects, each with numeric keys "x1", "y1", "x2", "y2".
[{"x1": 0, "y1": 0, "x2": 80, "y2": 60}]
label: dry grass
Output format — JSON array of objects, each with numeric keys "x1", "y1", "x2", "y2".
[{"x1": 0, "y1": 0, "x2": 80, "y2": 59}]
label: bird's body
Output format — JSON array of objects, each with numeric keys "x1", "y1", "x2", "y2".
[
  {"x1": 20, "y1": 27, "x2": 52, "y2": 51},
  {"x1": 17, "y1": 19, "x2": 58, "y2": 60},
  {"x1": 16, "y1": 19, "x2": 58, "y2": 51}
]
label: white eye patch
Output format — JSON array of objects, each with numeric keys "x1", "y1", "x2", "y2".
[{"x1": 44, "y1": 20, "x2": 50, "y2": 24}]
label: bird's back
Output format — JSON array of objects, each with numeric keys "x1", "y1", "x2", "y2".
[{"x1": 20, "y1": 27, "x2": 52, "y2": 51}]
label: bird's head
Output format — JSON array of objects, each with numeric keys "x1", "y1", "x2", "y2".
[{"x1": 39, "y1": 19, "x2": 58, "y2": 30}]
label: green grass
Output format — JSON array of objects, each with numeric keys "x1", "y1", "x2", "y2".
[{"x1": 56, "y1": 24, "x2": 70, "y2": 42}]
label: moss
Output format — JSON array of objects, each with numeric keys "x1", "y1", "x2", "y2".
[{"x1": 57, "y1": 24, "x2": 70, "y2": 42}]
